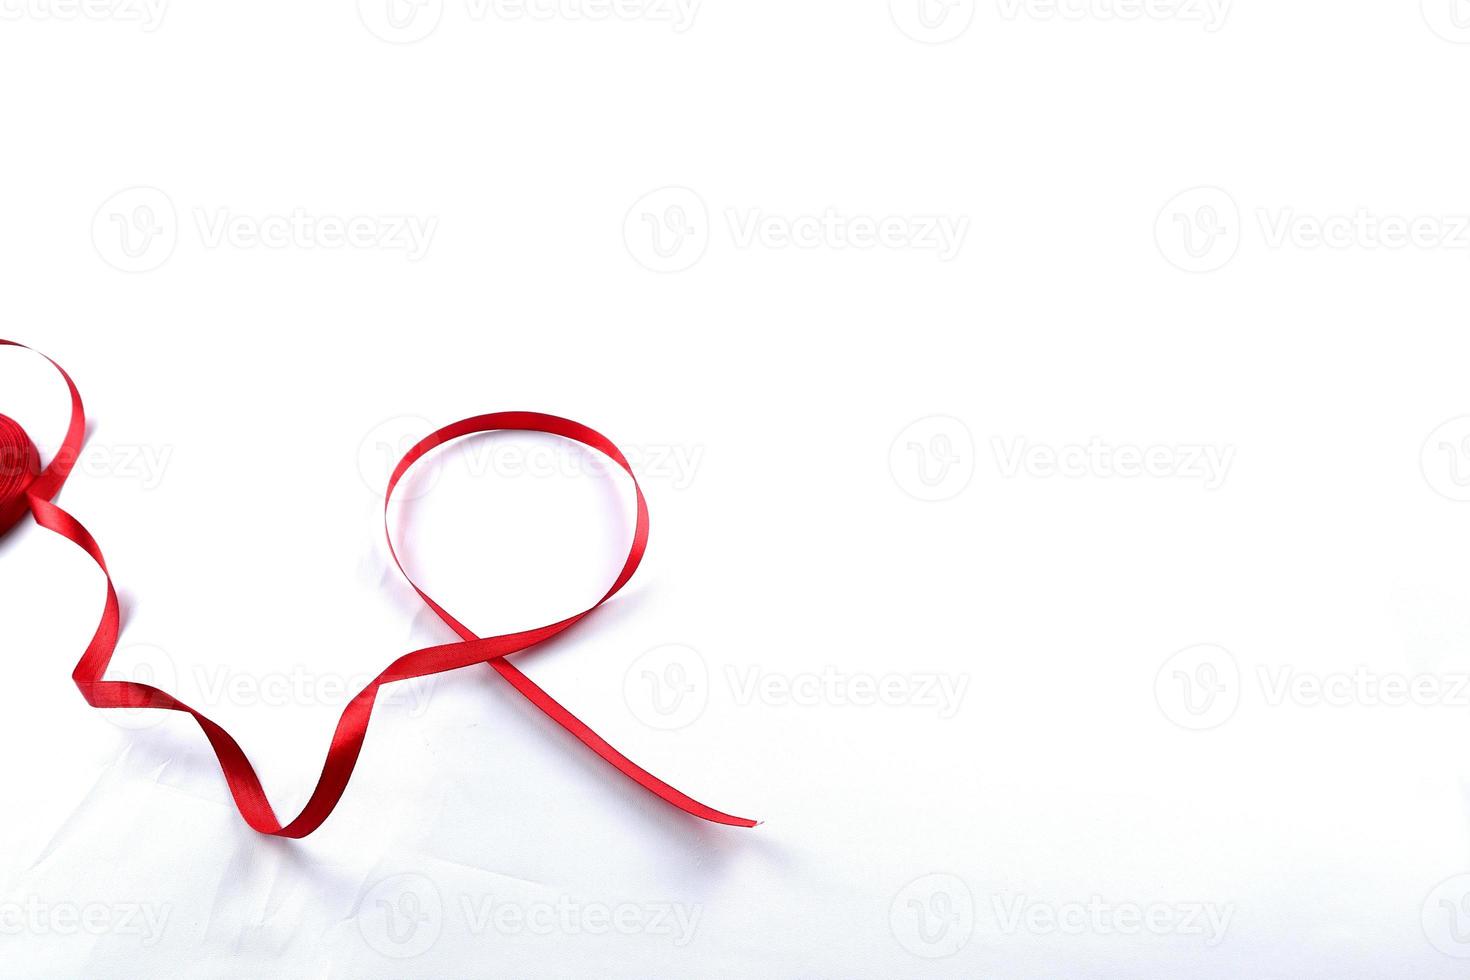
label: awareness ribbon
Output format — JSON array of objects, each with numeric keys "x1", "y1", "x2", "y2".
[{"x1": 0, "y1": 340, "x2": 755, "y2": 837}]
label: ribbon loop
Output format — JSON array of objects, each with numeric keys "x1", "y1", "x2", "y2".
[{"x1": 0, "y1": 340, "x2": 756, "y2": 837}]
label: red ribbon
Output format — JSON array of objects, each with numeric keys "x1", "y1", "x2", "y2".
[{"x1": 1, "y1": 340, "x2": 755, "y2": 837}]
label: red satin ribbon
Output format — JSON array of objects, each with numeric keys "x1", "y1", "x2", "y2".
[{"x1": 0, "y1": 340, "x2": 755, "y2": 837}]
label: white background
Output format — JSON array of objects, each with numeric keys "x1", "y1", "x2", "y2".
[{"x1": 3, "y1": 1, "x2": 1470, "y2": 976}]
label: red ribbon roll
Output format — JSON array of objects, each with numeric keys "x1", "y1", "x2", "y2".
[{"x1": 0, "y1": 339, "x2": 755, "y2": 837}]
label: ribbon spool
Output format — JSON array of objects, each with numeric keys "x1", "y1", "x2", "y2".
[
  {"x1": 0, "y1": 414, "x2": 40, "y2": 536},
  {"x1": 0, "y1": 340, "x2": 756, "y2": 837}
]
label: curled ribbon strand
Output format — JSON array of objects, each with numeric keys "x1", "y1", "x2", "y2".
[{"x1": 0, "y1": 340, "x2": 755, "y2": 837}]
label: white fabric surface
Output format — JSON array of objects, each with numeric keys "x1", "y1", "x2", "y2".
[{"x1": 5, "y1": 4, "x2": 1470, "y2": 976}]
